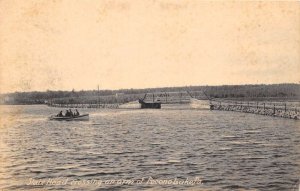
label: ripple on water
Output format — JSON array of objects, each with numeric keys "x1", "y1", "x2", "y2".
[
  {"x1": 230, "y1": 141, "x2": 251, "y2": 145},
  {"x1": 148, "y1": 161, "x2": 169, "y2": 165},
  {"x1": 218, "y1": 147, "x2": 232, "y2": 151},
  {"x1": 167, "y1": 159, "x2": 182, "y2": 164}
]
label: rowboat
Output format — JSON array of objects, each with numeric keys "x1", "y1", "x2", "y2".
[{"x1": 49, "y1": 114, "x2": 89, "y2": 121}]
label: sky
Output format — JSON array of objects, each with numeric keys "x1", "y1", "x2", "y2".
[{"x1": 0, "y1": 0, "x2": 299, "y2": 93}]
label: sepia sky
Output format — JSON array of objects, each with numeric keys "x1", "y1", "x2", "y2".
[{"x1": 0, "y1": 0, "x2": 299, "y2": 93}]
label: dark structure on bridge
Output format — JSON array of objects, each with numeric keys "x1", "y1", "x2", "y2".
[
  {"x1": 138, "y1": 99, "x2": 161, "y2": 109},
  {"x1": 138, "y1": 93, "x2": 161, "y2": 109}
]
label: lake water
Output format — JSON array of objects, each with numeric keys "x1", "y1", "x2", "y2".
[{"x1": 0, "y1": 105, "x2": 299, "y2": 191}]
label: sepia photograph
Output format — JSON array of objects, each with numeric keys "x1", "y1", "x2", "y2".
[{"x1": 0, "y1": 0, "x2": 299, "y2": 190}]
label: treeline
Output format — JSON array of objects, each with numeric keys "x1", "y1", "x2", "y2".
[
  {"x1": 202, "y1": 84, "x2": 300, "y2": 99},
  {"x1": 1, "y1": 83, "x2": 299, "y2": 104}
]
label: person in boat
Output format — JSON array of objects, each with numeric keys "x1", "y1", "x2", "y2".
[
  {"x1": 57, "y1": 111, "x2": 63, "y2": 117},
  {"x1": 69, "y1": 109, "x2": 73, "y2": 116},
  {"x1": 75, "y1": 109, "x2": 80, "y2": 116},
  {"x1": 65, "y1": 110, "x2": 70, "y2": 117}
]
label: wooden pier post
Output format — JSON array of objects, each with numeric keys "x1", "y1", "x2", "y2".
[
  {"x1": 97, "y1": 85, "x2": 100, "y2": 108},
  {"x1": 180, "y1": 92, "x2": 182, "y2": 103},
  {"x1": 165, "y1": 92, "x2": 168, "y2": 103},
  {"x1": 285, "y1": 103, "x2": 287, "y2": 112},
  {"x1": 153, "y1": 93, "x2": 155, "y2": 103}
]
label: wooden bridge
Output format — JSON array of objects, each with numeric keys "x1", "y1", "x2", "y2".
[
  {"x1": 46, "y1": 91, "x2": 300, "y2": 120},
  {"x1": 141, "y1": 91, "x2": 207, "y2": 104}
]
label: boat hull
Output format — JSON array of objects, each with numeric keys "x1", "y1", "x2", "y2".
[
  {"x1": 49, "y1": 114, "x2": 89, "y2": 121},
  {"x1": 138, "y1": 99, "x2": 161, "y2": 109}
]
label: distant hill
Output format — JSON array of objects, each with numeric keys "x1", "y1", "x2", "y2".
[{"x1": 1, "y1": 83, "x2": 299, "y2": 104}]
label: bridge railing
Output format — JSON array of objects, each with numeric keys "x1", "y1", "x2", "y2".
[{"x1": 210, "y1": 100, "x2": 300, "y2": 113}]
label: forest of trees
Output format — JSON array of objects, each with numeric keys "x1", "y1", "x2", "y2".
[{"x1": 1, "y1": 83, "x2": 299, "y2": 104}]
